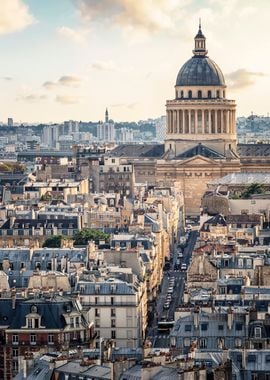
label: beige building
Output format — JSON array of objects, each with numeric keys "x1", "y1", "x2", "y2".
[{"x1": 76, "y1": 277, "x2": 147, "y2": 348}]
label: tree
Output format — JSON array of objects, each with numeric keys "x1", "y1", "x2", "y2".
[
  {"x1": 42, "y1": 235, "x2": 63, "y2": 248},
  {"x1": 241, "y1": 183, "x2": 264, "y2": 199},
  {"x1": 73, "y1": 229, "x2": 110, "y2": 245}
]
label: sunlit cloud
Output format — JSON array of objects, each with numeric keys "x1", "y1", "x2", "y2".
[
  {"x1": 17, "y1": 93, "x2": 47, "y2": 102},
  {"x1": 76, "y1": 0, "x2": 182, "y2": 32},
  {"x1": 3, "y1": 77, "x2": 13, "y2": 81},
  {"x1": 91, "y1": 60, "x2": 117, "y2": 71},
  {"x1": 57, "y1": 26, "x2": 89, "y2": 44},
  {"x1": 56, "y1": 95, "x2": 81, "y2": 104},
  {"x1": 0, "y1": 0, "x2": 35, "y2": 35},
  {"x1": 226, "y1": 69, "x2": 266, "y2": 90},
  {"x1": 43, "y1": 76, "x2": 81, "y2": 90}
]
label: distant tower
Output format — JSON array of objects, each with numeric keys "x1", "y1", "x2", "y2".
[
  {"x1": 105, "y1": 108, "x2": 109, "y2": 123},
  {"x1": 7, "y1": 118, "x2": 13, "y2": 127}
]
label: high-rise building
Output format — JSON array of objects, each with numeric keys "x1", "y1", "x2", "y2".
[
  {"x1": 41, "y1": 125, "x2": 59, "y2": 147},
  {"x1": 7, "y1": 118, "x2": 13, "y2": 127},
  {"x1": 97, "y1": 109, "x2": 115, "y2": 142}
]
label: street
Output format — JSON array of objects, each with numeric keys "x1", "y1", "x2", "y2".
[{"x1": 147, "y1": 230, "x2": 198, "y2": 348}]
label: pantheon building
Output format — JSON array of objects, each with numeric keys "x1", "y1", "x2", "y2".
[{"x1": 111, "y1": 25, "x2": 270, "y2": 215}]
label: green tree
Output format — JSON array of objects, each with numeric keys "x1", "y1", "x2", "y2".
[
  {"x1": 42, "y1": 235, "x2": 63, "y2": 248},
  {"x1": 73, "y1": 229, "x2": 110, "y2": 245},
  {"x1": 241, "y1": 183, "x2": 265, "y2": 199}
]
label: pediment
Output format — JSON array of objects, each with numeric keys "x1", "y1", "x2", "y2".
[{"x1": 172, "y1": 155, "x2": 222, "y2": 167}]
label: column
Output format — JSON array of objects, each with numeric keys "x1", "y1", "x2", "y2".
[
  {"x1": 170, "y1": 110, "x2": 173, "y2": 133},
  {"x1": 188, "y1": 110, "x2": 191, "y2": 134},
  {"x1": 208, "y1": 110, "x2": 212, "y2": 134},
  {"x1": 232, "y1": 110, "x2": 236, "y2": 133},
  {"x1": 182, "y1": 110, "x2": 186, "y2": 134},
  {"x1": 220, "y1": 110, "x2": 223, "y2": 134},
  {"x1": 202, "y1": 109, "x2": 205, "y2": 134},
  {"x1": 167, "y1": 111, "x2": 170, "y2": 134},
  {"x1": 194, "y1": 110, "x2": 198, "y2": 134},
  {"x1": 214, "y1": 110, "x2": 218, "y2": 134},
  {"x1": 226, "y1": 110, "x2": 230, "y2": 134}
]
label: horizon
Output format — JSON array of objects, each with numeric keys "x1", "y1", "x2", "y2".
[{"x1": 0, "y1": 0, "x2": 269, "y2": 123}]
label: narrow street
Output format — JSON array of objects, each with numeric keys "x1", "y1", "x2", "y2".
[{"x1": 147, "y1": 230, "x2": 198, "y2": 348}]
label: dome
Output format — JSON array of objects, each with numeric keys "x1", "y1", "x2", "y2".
[{"x1": 176, "y1": 56, "x2": 225, "y2": 87}]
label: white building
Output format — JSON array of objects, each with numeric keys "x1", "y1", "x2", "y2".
[{"x1": 97, "y1": 109, "x2": 115, "y2": 142}]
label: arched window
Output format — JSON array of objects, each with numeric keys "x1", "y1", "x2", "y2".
[
  {"x1": 188, "y1": 90, "x2": 192, "y2": 99},
  {"x1": 223, "y1": 90, "x2": 225, "y2": 98},
  {"x1": 198, "y1": 90, "x2": 202, "y2": 99},
  {"x1": 217, "y1": 90, "x2": 220, "y2": 98},
  {"x1": 180, "y1": 90, "x2": 184, "y2": 98},
  {"x1": 208, "y1": 90, "x2": 212, "y2": 99}
]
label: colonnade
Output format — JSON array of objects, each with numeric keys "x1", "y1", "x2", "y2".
[{"x1": 167, "y1": 109, "x2": 236, "y2": 135}]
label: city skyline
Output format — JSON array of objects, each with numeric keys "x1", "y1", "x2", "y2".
[{"x1": 0, "y1": 0, "x2": 269, "y2": 123}]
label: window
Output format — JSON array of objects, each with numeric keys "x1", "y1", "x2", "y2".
[
  {"x1": 30, "y1": 334, "x2": 36, "y2": 344},
  {"x1": 254, "y1": 327, "x2": 262, "y2": 338},
  {"x1": 238, "y1": 259, "x2": 243, "y2": 268},
  {"x1": 188, "y1": 90, "x2": 192, "y2": 99},
  {"x1": 198, "y1": 90, "x2": 202, "y2": 99},
  {"x1": 12, "y1": 335, "x2": 18, "y2": 344},
  {"x1": 208, "y1": 90, "x2": 212, "y2": 98},
  {"x1": 217, "y1": 90, "x2": 220, "y2": 98},
  {"x1": 95, "y1": 319, "x2": 100, "y2": 328},
  {"x1": 184, "y1": 337, "x2": 191, "y2": 347},
  {"x1": 70, "y1": 317, "x2": 74, "y2": 328},
  {"x1": 180, "y1": 90, "x2": 184, "y2": 98},
  {"x1": 111, "y1": 330, "x2": 116, "y2": 339},
  {"x1": 95, "y1": 297, "x2": 98, "y2": 305},
  {"x1": 95, "y1": 309, "x2": 100, "y2": 317},
  {"x1": 111, "y1": 308, "x2": 116, "y2": 317},
  {"x1": 199, "y1": 338, "x2": 207, "y2": 348},
  {"x1": 248, "y1": 355, "x2": 256, "y2": 362},
  {"x1": 111, "y1": 297, "x2": 114, "y2": 305},
  {"x1": 201, "y1": 323, "x2": 208, "y2": 331},
  {"x1": 236, "y1": 323, "x2": 243, "y2": 331},
  {"x1": 111, "y1": 319, "x2": 116, "y2": 328},
  {"x1": 218, "y1": 324, "x2": 224, "y2": 331},
  {"x1": 48, "y1": 335, "x2": 54, "y2": 344},
  {"x1": 235, "y1": 338, "x2": 242, "y2": 348},
  {"x1": 185, "y1": 324, "x2": 192, "y2": 332},
  {"x1": 12, "y1": 348, "x2": 18, "y2": 357}
]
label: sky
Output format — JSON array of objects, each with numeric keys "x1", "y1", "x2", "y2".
[{"x1": 0, "y1": 0, "x2": 269, "y2": 124}]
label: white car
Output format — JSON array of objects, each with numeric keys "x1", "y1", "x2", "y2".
[{"x1": 181, "y1": 263, "x2": 187, "y2": 270}]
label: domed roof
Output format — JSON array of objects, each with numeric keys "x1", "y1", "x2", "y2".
[{"x1": 176, "y1": 56, "x2": 225, "y2": 86}]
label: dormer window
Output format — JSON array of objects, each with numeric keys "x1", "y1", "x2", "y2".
[{"x1": 254, "y1": 327, "x2": 262, "y2": 339}]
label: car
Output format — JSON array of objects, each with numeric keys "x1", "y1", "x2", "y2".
[
  {"x1": 181, "y1": 263, "x2": 187, "y2": 271},
  {"x1": 178, "y1": 252, "x2": 183, "y2": 258},
  {"x1": 167, "y1": 287, "x2": 174, "y2": 293},
  {"x1": 169, "y1": 280, "x2": 175, "y2": 286},
  {"x1": 163, "y1": 302, "x2": 170, "y2": 310}
]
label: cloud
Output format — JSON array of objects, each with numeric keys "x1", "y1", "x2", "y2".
[
  {"x1": 91, "y1": 60, "x2": 117, "y2": 71},
  {"x1": 226, "y1": 69, "x2": 266, "y2": 90},
  {"x1": 110, "y1": 102, "x2": 138, "y2": 109},
  {"x1": 43, "y1": 76, "x2": 81, "y2": 90},
  {"x1": 56, "y1": 95, "x2": 81, "y2": 104},
  {"x1": 3, "y1": 76, "x2": 13, "y2": 81},
  {"x1": 17, "y1": 93, "x2": 47, "y2": 102},
  {"x1": 57, "y1": 26, "x2": 89, "y2": 44},
  {"x1": 0, "y1": 0, "x2": 35, "y2": 35},
  {"x1": 76, "y1": 0, "x2": 182, "y2": 33}
]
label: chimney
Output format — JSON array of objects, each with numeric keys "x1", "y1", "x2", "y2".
[
  {"x1": 193, "y1": 307, "x2": 200, "y2": 329},
  {"x1": 11, "y1": 290, "x2": 16, "y2": 310},
  {"x1": 227, "y1": 307, "x2": 233, "y2": 330}
]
